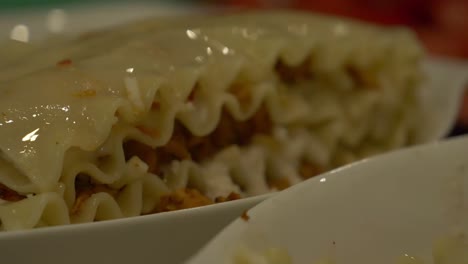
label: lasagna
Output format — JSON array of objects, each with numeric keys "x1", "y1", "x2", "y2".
[{"x1": 0, "y1": 11, "x2": 424, "y2": 230}]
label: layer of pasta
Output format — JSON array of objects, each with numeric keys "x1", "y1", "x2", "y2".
[{"x1": 0, "y1": 10, "x2": 424, "y2": 230}]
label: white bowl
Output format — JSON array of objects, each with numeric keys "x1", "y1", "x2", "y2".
[
  {"x1": 187, "y1": 135, "x2": 468, "y2": 264},
  {"x1": 0, "y1": 194, "x2": 269, "y2": 264}
]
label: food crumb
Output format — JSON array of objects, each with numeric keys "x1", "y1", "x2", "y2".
[
  {"x1": 241, "y1": 210, "x2": 250, "y2": 222},
  {"x1": 57, "y1": 58, "x2": 72, "y2": 66}
]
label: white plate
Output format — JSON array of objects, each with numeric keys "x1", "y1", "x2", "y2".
[
  {"x1": 187, "y1": 135, "x2": 468, "y2": 264},
  {"x1": 0, "y1": 3, "x2": 467, "y2": 264}
]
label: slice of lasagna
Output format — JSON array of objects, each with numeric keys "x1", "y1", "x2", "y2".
[{"x1": 0, "y1": 11, "x2": 425, "y2": 230}]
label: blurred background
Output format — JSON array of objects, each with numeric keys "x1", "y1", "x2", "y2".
[{"x1": 1, "y1": 0, "x2": 467, "y2": 136}]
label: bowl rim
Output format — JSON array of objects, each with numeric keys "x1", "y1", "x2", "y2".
[{"x1": 0, "y1": 192, "x2": 273, "y2": 240}]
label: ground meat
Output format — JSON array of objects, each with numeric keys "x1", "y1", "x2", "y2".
[
  {"x1": 229, "y1": 82, "x2": 252, "y2": 110},
  {"x1": 123, "y1": 141, "x2": 159, "y2": 174},
  {"x1": 247, "y1": 106, "x2": 272, "y2": 136},
  {"x1": 214, "y1": 192, "x2": 242, "y2": 203},
  {"x1": 155, "y1": 189, "x2": 213, "y2": 212},
  {"x1": 0, "y1": 183, "x2": 25, "y2": 202},
  {"x1": 267, "y1": 177, "x2": 291, "y2": 191},
  {"x1": 346, "y1": 65, "x2": 378, "y2": 89},
  {"x1": 275, "y1": 59, "x2": 313, "y2": 84},
  {"x1": 71, "y1": 175, "x2": 117, "y2": 215},
  {"x1": 298, "y1": 160, "x2": 323, "y2": 180},
  {"x1": 74, "y1": 96, "x2": 319, "y2": 215},
  {"x1": 71, "y1": 192, "x2": 91, "y2": 215},
  {"x1": 210, "y1": 109, "x2": 239, "y2": 149},
  {"x1": 123, "y1": 104, "x2": 273, "y2": 174},
  {"x1": 119, "y1": 105, "x2": 274, "y2": 212},
  {"x1": 241, "y1": 210, "x2": 250, "y2": 221}
]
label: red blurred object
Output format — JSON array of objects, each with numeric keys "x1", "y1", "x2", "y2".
[
  {"x1": 459, "y1": 90, "x2": 468, "y2": 127},
  {"x1": 432, "y1": 0, "x2": 468, "y2": 33},
  {"x1": 226, "y1": 0, "x2": 468, "y2": 58},
  {"x1": 227, "y1": 0, "x2": 432, "y2": 25},
  {"x1": 418, "y1": 29, "x2": 468, "y2": 58},
  {"x1": 293, "y1": 0, "x2": 431, "y2": 26}
]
